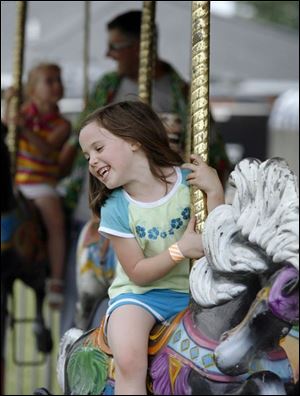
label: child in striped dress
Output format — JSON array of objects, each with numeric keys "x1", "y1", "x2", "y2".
[{"x1": 4, "y1": 63, "x2": 71, "y2": 309}]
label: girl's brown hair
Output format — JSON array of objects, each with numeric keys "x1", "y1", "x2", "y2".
[{"x1": 80, "y1": 101, "x2": 183, "y2": 217}]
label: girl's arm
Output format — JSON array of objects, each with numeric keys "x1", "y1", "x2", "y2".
[
  {"x1": 109, "y1": 217, "x2": 203, "y2": 286},
  {"x1": 46, "y1": 119, "x2": 71, "y2": 149},
  {"x1": 22, "y1": 119, "x2": 71, "y2": 156},
  {"x1": 58, "y1": 135, "x2": 79, "y2": 178}
]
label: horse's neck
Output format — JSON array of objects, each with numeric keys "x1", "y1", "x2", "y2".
[{"x1": 191, "y1": 286, "x2": 259, "y2": 341}]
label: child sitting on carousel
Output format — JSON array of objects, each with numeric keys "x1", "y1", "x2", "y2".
[
  {"x1": 3, "y1": 63, "x2": 71, "y2": 309},
  {"x1": 79, "y1": 100, "x2": 224, "y2": 394}
]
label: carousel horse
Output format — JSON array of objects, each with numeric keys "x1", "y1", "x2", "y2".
[
  {"x1": 43, "y1": 156, "x2": 298, "y2": 395},
  {"x1": 1, "y1": 122, "x2": 53, "y2": 365},
  {"x1": 75, "y1": 219, "x2": 116, "y2": 330}
]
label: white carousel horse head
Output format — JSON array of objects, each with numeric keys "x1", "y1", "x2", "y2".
[{"x1": 190, "y1": 157, "x2": 299, "y2": 308}]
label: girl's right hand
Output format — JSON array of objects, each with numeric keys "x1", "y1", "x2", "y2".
[
  {"x1": 177, "y1": 216, "x2": 204, "y2": 259},
  {"x1": 4, "y1": 87, "x2": 18, "y2": 103},
  {"x1": 2, "y1": 87, "x2": 25, "y2": 126}
]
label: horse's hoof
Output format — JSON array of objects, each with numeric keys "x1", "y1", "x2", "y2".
[
  {"x1": 33, "y1": 325, "x2": 53, "y2": 353},
  {"x1": 33, "y1": 387, "x2": 52, "y2": 395}
]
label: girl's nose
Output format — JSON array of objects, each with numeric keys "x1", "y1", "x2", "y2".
[{"x1": 89, "y1": 154, "x2": 99, "y2": 167}]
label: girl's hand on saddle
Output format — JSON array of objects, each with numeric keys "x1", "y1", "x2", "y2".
[
  {"x1": 182, "y1": 154, "x2": 225, "y2": 212},
  {"x1": 177, "y1": 216, "x2": 204, "y2": 259}
]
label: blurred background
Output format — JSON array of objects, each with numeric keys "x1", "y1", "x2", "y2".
[
  {"x1": 1, "y1": 1, "x2": 299, "y2": 175},
  {"x1": 1, "y1": 2, "x2": 299, "y2": 395}
]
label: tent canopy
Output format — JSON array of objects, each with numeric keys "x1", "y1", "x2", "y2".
[{"x1": 1, "y1": 1, "x2": 299, "y2": 98}]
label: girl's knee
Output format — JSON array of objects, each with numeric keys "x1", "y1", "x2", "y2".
[{"x1": 114, "y1": 349, "x2": 147, "y2": 376}]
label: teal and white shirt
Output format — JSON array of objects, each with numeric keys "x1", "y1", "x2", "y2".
[{"x1": 99, "y1": 167, "x2": 191, "y2": 299}]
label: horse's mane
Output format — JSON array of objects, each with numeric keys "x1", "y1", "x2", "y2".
[{"x1": 190, "y1": 157, "x2": 299, "y2": 307}]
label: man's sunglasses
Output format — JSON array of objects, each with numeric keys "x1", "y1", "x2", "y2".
[{"x1": 107, "y1": 41, "x2": 135, "y2": 52}]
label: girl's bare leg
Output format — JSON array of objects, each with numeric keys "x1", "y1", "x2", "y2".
[
  {"x1": 34, "y1": 195, "x2": 65, "y2": 308},
  {"x1": 107, "y1": 305, "x2": 156, "y2": 395}
]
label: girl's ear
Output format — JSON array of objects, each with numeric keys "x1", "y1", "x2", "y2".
[{"x1": 131, "y1": 141, "x2": 141, "y2": 151}]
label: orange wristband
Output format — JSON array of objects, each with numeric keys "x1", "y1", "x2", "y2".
[{"x1": 168, "y1": 243, "x2": 185, "y2": 263}]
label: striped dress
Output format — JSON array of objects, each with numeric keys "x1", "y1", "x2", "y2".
[{"x1": 15, "y1": 103, "x2": 65, "y2": 186}]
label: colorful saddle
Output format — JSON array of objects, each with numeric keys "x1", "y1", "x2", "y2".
[{"x1": 64, "y1": 308, "x2": 294, "y2": 395}]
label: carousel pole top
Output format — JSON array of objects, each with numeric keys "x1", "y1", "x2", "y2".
[{"x1": 138, "y1": 1, "x2": 156, "y2": 105}]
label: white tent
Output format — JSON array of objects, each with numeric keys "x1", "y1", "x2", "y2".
[
  {"x1": 1, "y1": 1, "x2": 299, "y2": 173},
  {"x1": 268, "y1": 89, "x2": 299, "y2": 177},
  {"x1": 1, "y1": 1, "x2": 299, "y2": 98}
]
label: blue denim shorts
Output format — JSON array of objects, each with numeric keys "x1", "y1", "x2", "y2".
[{"x1": 104, "y1": 289, "x2": 189, "y2": 334}]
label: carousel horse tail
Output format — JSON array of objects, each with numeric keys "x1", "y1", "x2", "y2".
[{"x1": 64, "y1": 328, "x2": 110, "y2": 395}]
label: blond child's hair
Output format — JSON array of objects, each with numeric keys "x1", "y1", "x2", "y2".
[{"x1": 26, "y1": 63, "x2": 62, "y2": 98}]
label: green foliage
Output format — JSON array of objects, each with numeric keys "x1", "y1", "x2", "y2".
[{"x1": 237, "y1": 1, "x2": 299, "y2": 30}]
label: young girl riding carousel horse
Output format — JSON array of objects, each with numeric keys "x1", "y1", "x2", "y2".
[
  {"x1": 3, "y1": 63, "x2": 71, "y2": 309},
  {"x1": 79, "y1": 100, "x2": 224, "y2": 395}
]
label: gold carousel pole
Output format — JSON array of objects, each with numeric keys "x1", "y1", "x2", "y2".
[
  {"x1": 190, "y1": 1, "x2": 210, "y2": 233},
  {"x1": 138, "y1": 1, "x2": 156, "y2": 105},
  {"x1": 83, "y1": 1, "x2": 90, "y2": 109},
  {"x1": 7, "y1": 1, "x2": 27, "y2": 176}
]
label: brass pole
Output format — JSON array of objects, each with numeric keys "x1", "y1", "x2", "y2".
[
  {"x1": 138, "y1": 1, "x2": 156, "y2": 104},
  {"x1": 83, "y1": 1, "x2": 90, "y2": 109},
  {"x1": 190, "y1": 1, "x2": 210, "y2": 233},
  {"x1": 7, "y1": 1, "x2": 27, "y2": 176},
  {"x1": 184, "y1": 89, "x2": 192, "y2": 162}
]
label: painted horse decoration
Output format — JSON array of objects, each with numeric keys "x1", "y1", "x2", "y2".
[
  {"x1": 1, "y1": 122, "x2": 53, "y2": 375},
  {"x1": 54, "y1": 157, "x2": 298, "y2": 395}
]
